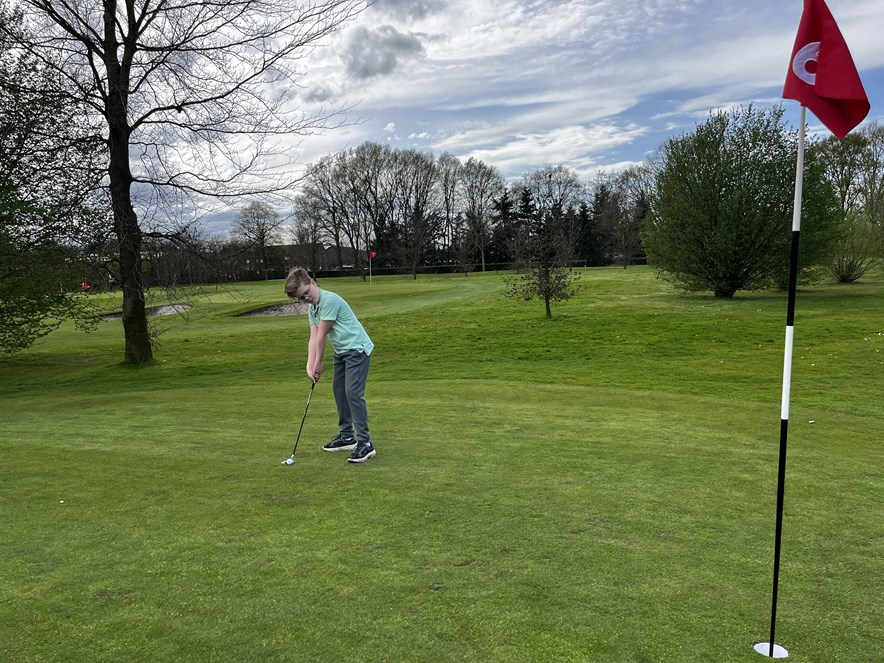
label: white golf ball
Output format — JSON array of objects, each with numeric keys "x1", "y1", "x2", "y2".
[{"x1": 59, "y1": 500, "x2": 64, "y2": 504}]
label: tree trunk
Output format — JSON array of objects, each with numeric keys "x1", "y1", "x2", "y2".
[
  {"x1": 118, "y1": 215, "x2": 152, "y2": 364},
  {"x1": 109, "y1": 160, "x2": 152, "y2": 363},
  {"x1": 105, "y1": 5, "x2": 153, "y2": 364}
]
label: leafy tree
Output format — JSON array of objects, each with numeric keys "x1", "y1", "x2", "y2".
[
  {"x1": 644, "y1": 105, "x2": 839, "y2": 298},
  {"x1": 860, "y1": 123, "x2": 884, "y2": 244},
  {"x1": 1, "y1": 11, "x2": 104, "y2": 353},
  {"x1": 830, "y1": 211, "x2": 881, "y2": 283},
  {"x1": 3, "y1": 0, "x2": 367, "y2": 363},
  {"x1": 817, "y1": 133, "x2": 868, "y2": 212},
  {"x1": 0, "y1": 188, "x2": 99, "y2": 353},
  {"x1": 818, "y1": 123, "x2": 884, "y2": 282}
]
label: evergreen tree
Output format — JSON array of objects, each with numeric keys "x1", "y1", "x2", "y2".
[{"x1": 489, "y1": 187, "x2": 516, "y2": 263}]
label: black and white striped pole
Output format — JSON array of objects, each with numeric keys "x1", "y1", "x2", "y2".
[{"x1": 755, "y1": 105, "x2": 807, "y2": 660}]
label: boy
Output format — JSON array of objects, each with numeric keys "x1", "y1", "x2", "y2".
[{"x1": 284, "y1": 267, "x2": 376, "y2": 463}]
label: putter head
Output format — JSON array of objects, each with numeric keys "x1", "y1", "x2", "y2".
[{"x1": 281, "y1": 457, "x2": 294, "y2": 465}]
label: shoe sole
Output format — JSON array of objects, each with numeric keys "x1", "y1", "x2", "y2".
[
  {"x1": 347, "y1": 449, "x2": 376, "y2": 463},
  {"x1": 324, "y1": 444, "x2": 357, "y2": 452}
]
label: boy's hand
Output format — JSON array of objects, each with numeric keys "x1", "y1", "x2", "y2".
[{"x1": 306, "y1": 362, "x2": 324, "y2": 382}]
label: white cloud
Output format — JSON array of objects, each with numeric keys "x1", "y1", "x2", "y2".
[
  {"x1": 285, "y1": 0, "x2": 884, "y2": 181},
  {"x1": 433, "y1": 122, "x2": 649, "y2": 180}
]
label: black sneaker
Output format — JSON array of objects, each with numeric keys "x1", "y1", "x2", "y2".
[
  {"x1": 347, "y1": 441, "x2": 376, "y2": 463},
  {"x1": 323, "y1": 435, "x2": 357, "y2": 452}
]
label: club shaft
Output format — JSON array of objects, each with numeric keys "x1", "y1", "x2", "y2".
[{"x1": 290, "y1": 382, "x2": 315, "y2": 457}]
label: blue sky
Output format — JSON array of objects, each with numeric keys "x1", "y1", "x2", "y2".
[{"x1": 290, "y1": 0, "x2": 884, "y2": 181}]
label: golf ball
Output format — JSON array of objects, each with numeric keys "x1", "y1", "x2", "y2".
[{"x1": 59, "y1": 500, "x2": 64, "y2": 504}]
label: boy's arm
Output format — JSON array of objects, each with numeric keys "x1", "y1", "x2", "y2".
[
  {"x1": 307, "y1": 320, "x2": 333, "y2": 382},
  {"x1": 306, "y1": 324, "x2": 319, "y2": 381}
]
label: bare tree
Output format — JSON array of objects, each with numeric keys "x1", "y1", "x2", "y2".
[
  {"x1": 436, "y1": 152, "x2": 462, "y2": 262},
  {"x1": 231, "y1": 202, "x2": 285, "y2": 280},
  {"x1": 393, "y1": 149, "x2": 440, "y2": 278},
  {"x1": 504, "y1": 208, "x2": 580, "y2": 318},
  {"x1": 521, "y1": 165, "x2": 586, "y2": 218},
  {"x1": 3, "y1": 0, "x2": 366, "y2": 363},
  {"x1": 594, "y1": 166, "x2": 650, "y2": 268},
  {"x1": 460, "y1": 158, "x2": 504, "y2": 271},
  {"x1": 505, "y1": 188, "x2": 580, "y2": 319},
  {"x1": 287, "y1": 209, "x2": 325, "y2": 274},
  {"x1": 337, "y1": 143, "x2": 395, "y2": 270},
  {"x1": 298, "y1": 156, "x2": 349, "y2": 268}
]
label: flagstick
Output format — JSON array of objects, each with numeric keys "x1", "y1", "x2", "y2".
[{"x1": 755, "y1": 105, "x2": 806, "y2": 660}]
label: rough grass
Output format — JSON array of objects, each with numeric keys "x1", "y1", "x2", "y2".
[{"x1": 1, "y1": 267, "x2": 882, "y2": 662}]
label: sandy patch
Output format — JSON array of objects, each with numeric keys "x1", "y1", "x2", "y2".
[
  {"x1": 102, "y1": 304, "x2": 193, "y2": 320},
  {"x1": 239, "y1": 302, "x2": 308, "y2": 316}
]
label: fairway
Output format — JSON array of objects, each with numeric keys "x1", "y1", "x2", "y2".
[{"x1": 1, "y1": 267, "x2": 882, "y2": 662}]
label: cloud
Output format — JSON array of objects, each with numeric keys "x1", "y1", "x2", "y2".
[
  {"x1": 434, "y1": 122, "x2": 649, "y2": 180},
  {"x1": 371, "y1": 0, "x2": 448, "y2": 22},
  {"x1": 293, "y1": 0, "x2": 884, "y2": 181},
  {"x1": 303, "y1": 84, "x2": 337, "y2": 104},
  {"x1": 342, "y1": 25, "x2": 426, "y2": 80}
]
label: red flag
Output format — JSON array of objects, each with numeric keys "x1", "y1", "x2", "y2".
[
  {"x1": 369, "y1": 251, "x2": 377, "y2": 259},
  {"x1": 783, "y1": 0, "x2": 869, "y2": 138}
]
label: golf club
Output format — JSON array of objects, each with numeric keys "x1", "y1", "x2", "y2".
[{"x1": 281, "y1": 381, "x2": 315, "y2": 465}]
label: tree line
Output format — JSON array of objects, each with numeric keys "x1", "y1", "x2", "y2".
[
  {"x1": 131, "y1": 150, "x2": 649, "y2": 295},
  {"x1": 289, "y1": 143, "x2": 650, "y2": 276}
]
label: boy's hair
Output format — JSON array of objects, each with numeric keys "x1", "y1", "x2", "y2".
[{"x1": 284, "y1": 267, "x2": 313, "y2": 298}]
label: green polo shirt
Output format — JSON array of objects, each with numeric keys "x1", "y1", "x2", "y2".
[{"x1": 308, "y1": 289, "x2": 374, "y2": 355}]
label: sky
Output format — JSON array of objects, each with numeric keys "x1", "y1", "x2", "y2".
[
  {"x1": 211, "y1": 0, "x2": 884, "y2": 234},
  {"x1": 295, "y1": 0, "x2": 884, "y2": 172}
]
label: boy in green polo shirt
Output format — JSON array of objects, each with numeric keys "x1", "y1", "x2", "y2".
[{"x1": 284, "y1": 267, "x2": 376, "y2": 463}]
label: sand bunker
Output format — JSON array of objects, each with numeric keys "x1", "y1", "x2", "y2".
[
  {"x1": 239, "y1": 302, "x2": 308, "y2": 316},
  {"x1": 102, "y1": 304, "x2": 193, "y2": 320}
]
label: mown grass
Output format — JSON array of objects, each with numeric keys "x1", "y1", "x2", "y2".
[{"x1": 1, "y1": 267, "x2": 882, "y2": 662}]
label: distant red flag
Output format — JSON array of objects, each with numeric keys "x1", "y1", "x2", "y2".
[
  {"x1": 369, "y1": 251, "x2": 377, "y2": 259},
  {"x1": 783, "y1": 0, "x2": 869, "y2": 138}
]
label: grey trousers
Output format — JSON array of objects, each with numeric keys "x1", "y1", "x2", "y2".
[{"x1": 333, "y1": 350, "x2": 371, "y2": 443}]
